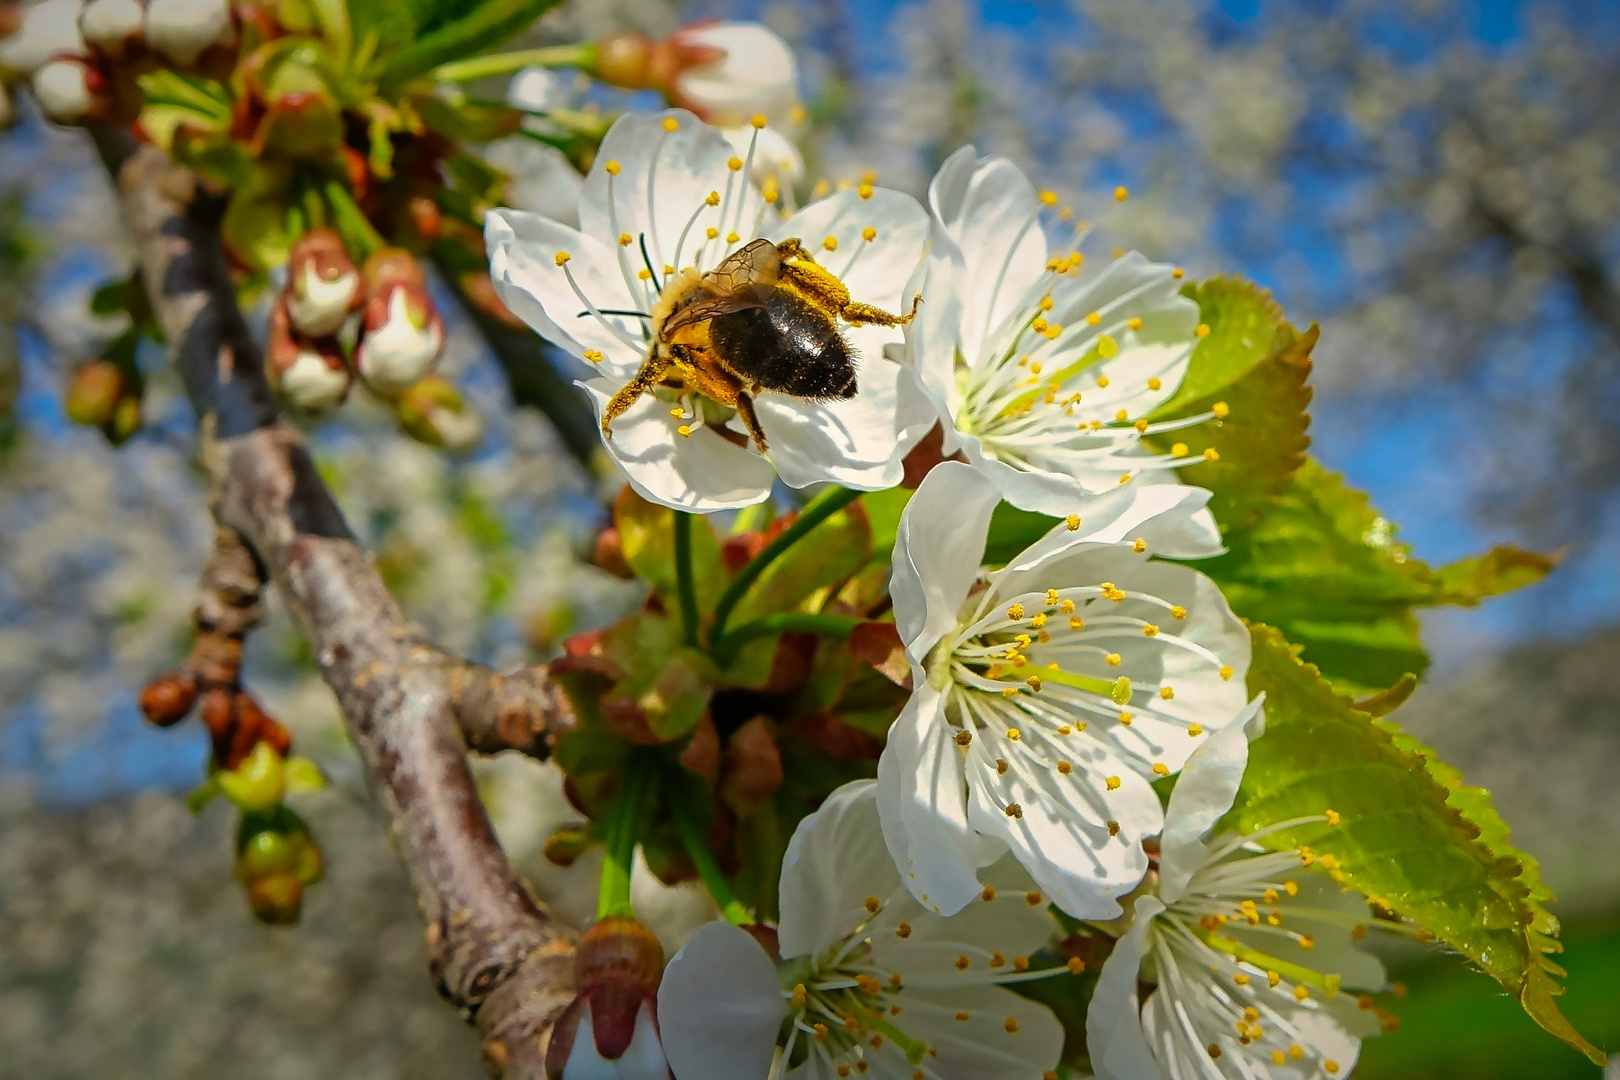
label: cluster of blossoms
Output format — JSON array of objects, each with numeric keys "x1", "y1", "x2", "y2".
[{"x1": 489, "y1": 105, "x2": 1397, "y2": 1080}]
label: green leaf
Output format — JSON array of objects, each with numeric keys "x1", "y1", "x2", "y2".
[
  {"x1": 727, "y1": 501, "x2": 871, "y2": 627},
  {"x1": 858, "y1": 487, "x2": 913, "y2": 562},
  {"x1": 376, "y1": 0, "x2": 565, "y2": 89},
  {"x1": 1201, "y1": 460, "x2": 1555, "y2": 693},
  {"x1": 614, "y1": 487, "x2": 724, "y2": 617},
  {"x1": 1146, "y1": 277, "x2": 1315, "y2": 530},
  {"x1": 1228, "y1": 625, "x2": 1602, "y2": 1066},
  {"x1": 983, "y1": 502, "x2": 1059, "y2": 567}
]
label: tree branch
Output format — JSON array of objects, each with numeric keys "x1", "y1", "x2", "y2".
[{"x1": 96, "y1": 130, "x2": 577, "y2": 1076}]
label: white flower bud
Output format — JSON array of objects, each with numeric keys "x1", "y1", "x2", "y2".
[
  {"x1": 277, "y1": 347, "x2": 351, "y2": 412},
  {"x1": 80, "y1": 0, "x2": 145, "y2": 60},
  {"x1": 287, "y1": 260, "x2": 360, "y2": 337},
  {"x1": 0, "y1": 0, "x2": 86, "y2": 79},
  {"x1": 356, "y1": 286, "x2": 443, "y2": 394},
  {"x1": 144, "y1": 0, "x2": 233, "y2": 65},
  {"x1": 669, "y1": 22, "x2": 799, "y2": 128},
  {"x1": 32, "y1": 57, "x2": 96, "y2": 123}
]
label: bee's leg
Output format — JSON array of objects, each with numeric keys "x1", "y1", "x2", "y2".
[
  {"x1": 734, "y1": 391, "x2": 769, "y2": 453},
  {"x1": 843, "y1": 293, "x2": 923, "y2": 328},
  {"x1": 601, "y1": 350, "x2": 673, "y2": 439}
]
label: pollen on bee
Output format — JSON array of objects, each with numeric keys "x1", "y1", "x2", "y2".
[
  {"x1": 1114, "y1": 186, "x2": 1129, "y2": 201},
  {"x1": 553, "y1": 251, "x2": 571, "y2": 266},
  {"x1": 604, "y1": 160, "x2": 621, "y2": 176},
  {"x1": 662, "y1": 117, "x2": 679, "y2": 132}
]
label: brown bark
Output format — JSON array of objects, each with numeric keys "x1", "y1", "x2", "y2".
[{"x1": 96, "y1": 131, "x2": 578, "y2": 1076}]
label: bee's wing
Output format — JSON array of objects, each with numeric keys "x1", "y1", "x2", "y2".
[{"x1": 660, "y1": 239, "x2": 781, "y2": 335}]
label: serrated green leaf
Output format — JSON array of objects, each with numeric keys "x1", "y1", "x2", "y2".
[
  {"x1": 615, "y1": 487, "x2": 723, "y2": 617},
  {"x1": 727, "y1": 502, "x2": 871, "y2": 627},
  {"x1": 1146, "y1": 277, "x2": 1314, "y2": 530},
  {"x1": 1228, "y1": 625, "x2": 1602, "y2": 1066},
  {"x1": 1202, "y1": 460, "x2": 1555, "y2": 693}
]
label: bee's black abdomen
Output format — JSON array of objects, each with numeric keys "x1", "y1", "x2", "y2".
[{"x1": 710, "y1": 291, "x2": 858, "y2": 400}]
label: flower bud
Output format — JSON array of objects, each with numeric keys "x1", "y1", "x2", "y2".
[
  {"x1": 32, "y1": 57, "x2": 101, "y2": 124},
  {"x1": 666, "y1": 21, "x2": 798, "y2": 127},
  {"x1": 244, "y1": 872, "x2": 303, "y2": 924},
  {"x1": 140, "y1": 671, "x2": 199, "y2": 727},
  {"x1": 393, "y1": 373, "x2": 482, "y2": 451},
  {"x1": 80, "y1": 0, "x2": 144, "y2": 60},
  {"x1": 544, "y1": 917, "x2": 671, "y2": 1080},
  {"x1": 109, "y1": 392, "x2": 141, "y2": 442},
  {"x1": 267, "y1": 299, "x2": 350, "y2": 412},
  {"x1": 145, "y1": 0, "x2": 235, "y2": 65},
  {"x1": 284, "y1": 228, "x2": 360, "y2": 336},
  {"x1": 64, "y1": 360, "x2": 123, "y2": 426},
  {"x1": 0, "y1": 0, "x2": 84, "y2": 80},
  {"x1": 355, "y1": 251, "x2": 444, "y2": 395}
]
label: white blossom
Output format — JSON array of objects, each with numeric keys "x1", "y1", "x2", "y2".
[
  {"x1": 79, "y1": 0, "x2": 145, "y2": 59},
  {"x1": 144, "y1": 0, "x2": 235, "y2": 66},
  {"x1": 0, "y1": 0, "x2": 84, "y2": 80},
  {"x1": 880, "y1": 461, "x2": 1251, "y2": 918},
  {"x1": 486, "y1": 109, "x2": 934, "y2": 512},
  {"x1": 908, "y1": 147, "x2": 1220, "y2": 517},
  {"x1": 658, "y1": 780, "x2": 1065, "y2": 1080},
  {"x1": 1088, "y1": 718, "x2": 1387, "y2": 1080}
]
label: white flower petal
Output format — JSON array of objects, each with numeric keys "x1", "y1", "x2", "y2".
[
  {"x1": 877, "y1": 682, "x2": 985, "y2": 916},
  {"x1": 658, "y1": 922, "x2": 782, "y2": 1080},
  {"x1": 900, "y1": 983, "x2": 1065, "y2": 1080},
  {"x1": 778, "y1": 779, "x2": 900, "y2": 959},
  {"x1": 757, "y1": 357, "x2": 934, "y2": 492},
  {"x1": 1085, "y1": 895, "x2": 1164, "y2": 1080},
  {"x1": 721, "y1": 125, "x2": 804, "y2": 185},
  {"x1": 891, "y1": 461, "x2": 1001, "y2": 659},
  {"x1": 578, "y1": 109, "x2": 766, "y2": 285},
  {"x1": 1159, "y1": 697, "x2": 1265, "y2": 904},
  {"x1": 581, "y1": 381, "x2": 775, "y2": 510},
  {"x1": 673, "y1": 22, "x2": 799, "y2": 127},
  {"x1": 927, "y1": 147, "x2": 1049, "y2": 363},
  {"x1": 485, "y1": 209, "x2": 644, "y2": 376}
]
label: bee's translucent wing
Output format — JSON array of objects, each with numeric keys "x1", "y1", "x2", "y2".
[{"x1": 661, "y1": 239, "x2": 780, "y2": 335}]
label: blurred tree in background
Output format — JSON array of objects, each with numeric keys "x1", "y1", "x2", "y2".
[{"x1": 0, "y1": 0, "x2": 1616, "y2": 1076}]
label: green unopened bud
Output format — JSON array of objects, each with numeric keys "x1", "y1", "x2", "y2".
[
  {"x1": 394, "y1": 374, "x2": 482, "y2": 452},
  {"x1": 245, "y1": 872, "x2": 304, "y2": 925},
  {"x1": 237, "y1": 829, "x2": 298, "y2": 879},
  {"x1": 109, "y1": 394, "x2": 142, "y2": 443},
  {"x1": 218, "y1": 740, "x2": 286, "y2": 812}
]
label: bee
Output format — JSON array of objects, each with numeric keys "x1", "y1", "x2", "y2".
[{"x1": 601, "y1": 238, "x2": 921, "y2": 452}]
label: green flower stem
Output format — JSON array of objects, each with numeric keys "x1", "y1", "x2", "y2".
[
  {"x1": 674, "y1": 511, "x2": 700, "y2": 647},
  {"x1": 431, "y1": 44, "x2": 596, "y2": 84},
  {"x1": 323, "y1": 180, "x2": 385, "y2": 259},
  {"x1": 597, "y1": 754, "x2": 654, "y2": 920},
  {"x1": 709, "y1": 486, "x2": 863, "y2": 648},
  {"x1": 671, "y1": 792, "x2": 752, "y2": 926},
  {"x1": 713, "y1": 613, "x2": 862, "y2": 666}
]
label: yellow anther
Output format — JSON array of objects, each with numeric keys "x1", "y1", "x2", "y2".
[
  {"x1": 1352, "y1": 924, "x2": 1368, "y2": 940},
  {"x1": 980, "y1": 885, "x2": 998, "y2": 902},
  {"x1": 1208, "y1": 1043, "x2": 1222, "y2": 1060},
  {"x1": 1067, "y1": 956, "x2": 1086, "y2": 974},
  {"x1": 1026, "y1": 676, "x2": 1043, "y2": 694},
  {"x1": 1203, "y1": 447, "x2": 1221, "y2": 462},
  {"x1": 1039, "y1": 190, "x2": 1058, "y2": 206},
  {"x1": 761, "y1": 182, "x2": 779, "y2": 203},
  {"x1": 1060, "y1": 598, "x2": 1076, "y2": 613},
  {"x1": 1058, "y1": 724, "x2": 1073, "y2": 735},
  {"x1": 1152, "y1": 762, "x2": 1169, "y2": 776},
  {"x1": 583, "y1": 350, "x2": 603, "y2": 363},
  {"x1": 859, "y1": 169, "x2": 878, "y2": 184},
  {"x1": 955, "y1": 730, "x2": 972, "y2": 746},
  {"x1": 1298, "y1": 934, "x2": 1316, "y2": 950},
  {"x1": 864, "y1": 895, "x2": 881, "y2": 914},
  {"x1": 1171, "y1": 442, "x2": 1189, "y2": 457},
  {"x1": 813, "y1": 1023, "x2": 828, "y2": 1040},
  {"x1": 1147, "y1": 377, "x2": 1162, "y2": 391},
  {"x1": 1195, "y1": 322, "x2": 1211, "y2": 338},
  {"x1": 637, "y1": 268, "x2": 652, "y2": 280},
  {"x1": 1111, "y1": 246, "x2": 1125, "y2": 258},
  {"x1": 554, "y1": 251, "x2": 572, "y2": 266},
  {"x1": 856, "y1": 973, "x2": 881, "y2": 995},
  {"x1": 705, "y1": 191, "x2": 720, "y2": 206},
  {"x1": 822, "y1": 235, "x2": 839, "y2": 251},
  {"x1": 896, "y1": 921, "x2": 912, "y2": 939},
  {"x1": 750, "y1": 113, "x2": 767, "y2": 129},
  {"x1": 792, "y1": 983, "x2": 808, "y2": 1007},
  {"x1": 1030, "y1": 363, "x2": 1043, "y2": 375},
  {"x1": 1032, "y1": 317, "x2": 1048, "y2": 334},
  {"x1": 955, "y1": 954, "x2": 971, "y2": 970},
  {"x1": 1289, "y1": 1045, "x2": 1305, "y2": 1060},
  {"x1": 1118, "y1": 711, "x2": 1134, "y2": 725},
  {"x1": 1105, "y1": 775, "x2": 1122, "y2": 791},
  {"x1": 1065, "y1": 514, "x2": 1081, "y2": 531},
  {"x1": 1038, "y1": 294, "x2": 1055, "y2": 312},
  {"x1": 1096, "y1": 375, "x2": 1111, "y2": 388},
  {"x1": 1005, "y1": 802, "x2": 1023, "y2": 818},
  {"x1": 1116, "y1": 409, "x2": 1130, "y2": 422},
  {"x1": 1285, "y1": 880, "x2": 1299, "y2": 896},
  {"x1": 1133, "y1": 537, "x2": 1148, "y2": 554},
  {"x1": 1142, "y1": 624, "x2": 1159, "y2": 637},
  {"x1": 990, "y1": 951, "x2": 1006, "y2": 968},
  {"x1": 1326, "y1": 809, "x2": 1342, "y2": 825},
  {"x1": 1160, "y1": 686, "x2": 1175, "y2": 700},
  {"x1": 1057, "y1": 760, "x2": 1072, "y2": 775},
  {"x1": 1234, "y1": 972, "x2": 1250, "y2": 986},
  {"x1": 1212, "y1": 401, "x2": 1230, "y2": 418},
  {"x1": 619, "y1": 232, "x2": 633, "y2": 246},
  {"x1": 1006, "y1": 728, "x2": 1022, "y2": 741},
  {"x1": 605, "y1": 160, "x2": 622, "y2": 175},
  {"x1": 727, "y1": 156, "x2": 743, "y2": 171},
  {"x1": 1105, "y1": 652, "x2": 1122, "y2": 667},
  {"x1": 726, "y1": 231, "x2": 740, "y2": 243},
  {"x1": 676, "y1": 425, "x2": 694, "y2": 437},
  {"x1": 663, "y1": 117, "x2": 679, "y2": 132},
  {"x1": 955, "y1": 1011, "x2": 971, "y2": 1022},
  {"x1": 1086, "y1": 311, "x2": 1102, "y2": 326},
  {"x1": 1171, "y1": 267, "x2": 1184, "y2": 279},
  {"x1": 1114, "y1": 186, "x2": 1129, "y2": 202},
  {"x1": 1068, "y1": 616, "x2": 1084, "y2": 630},
  {"x1": 1267, "y1": 970, "x2": 1282, "y2": 988},
  {"x1": 1107, "y1": 819, "x2": 1120, "y2": 836},
  {"x1": 1187, "y1": 723, "x2": 1203, "y2": 736},
  {"x1": 1325, "y1": 1062, "x2": 1340, "y2": 1075},
  {"x1": 1007, "y1": 603, "x2": 1025, "y2": 621},
  {"x1": 664, "y1": 264, "x2": 674, "y2": 275},
  {"x1": 1004, "y1": 1017, "x2": 1020, "y2": 1034},
  {"x1": 1132, "y1": 418, "x2": 1148, "y2": 433},
  {"x1": 857, "y1": 183, "x2": 875, "y2": 200},
  {"x1": 1012, "y1": 955, "x2": 1031, "y2": 972},
  {"x1": 1273, "y1": 1051, "x2": 1288, "y2": 1066},
  {"x1": 1170, "y1": 605, "x2": 1188, "y2": 619},
  {"x1": 706, "y1": 227, "x2": 719, "y2": 239},
  {"x1": 861, "y1": 226, "x2": 877, "y2": 241}
]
